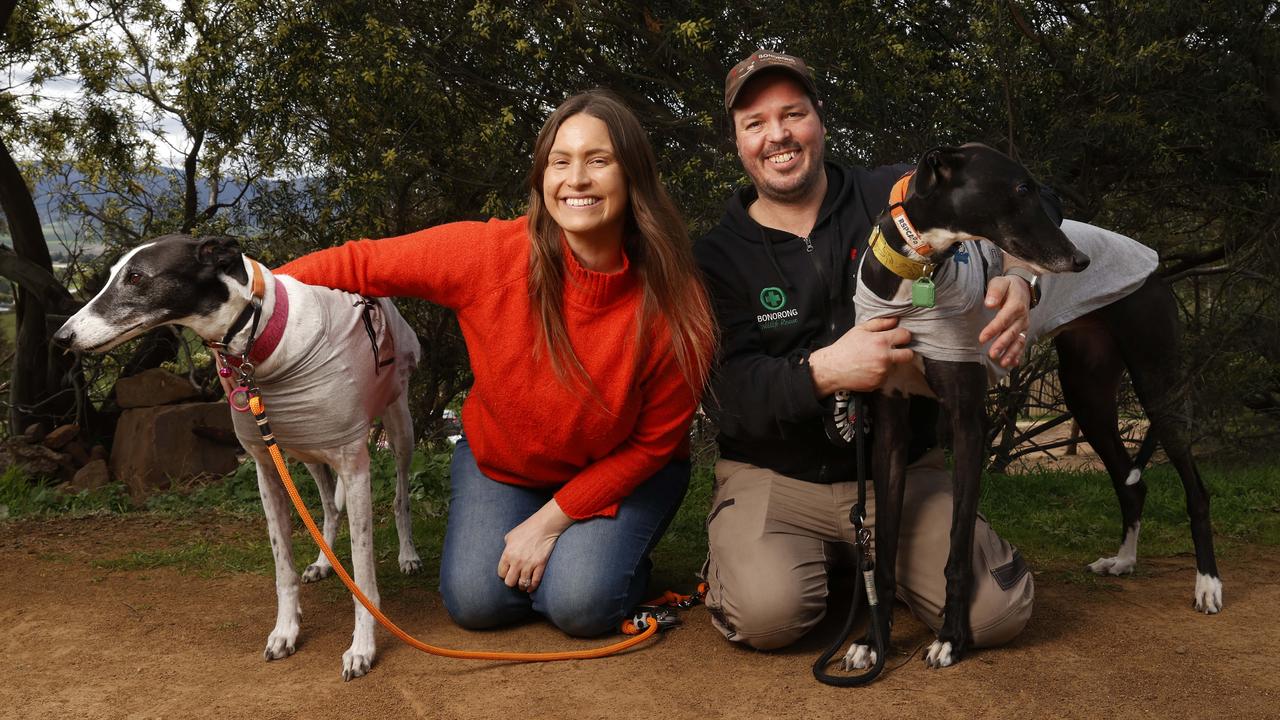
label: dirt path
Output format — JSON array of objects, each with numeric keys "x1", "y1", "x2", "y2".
[{"x1": 2, "y1": 511, "x2": 1278, "y2": 720}]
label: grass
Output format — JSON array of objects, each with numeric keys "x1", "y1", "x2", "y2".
[
  {"x1": 5, "y1": 448, "x2": 1280, "y2": 594},
  {"x1": 981, "y1": 460, "x2": 1280, "y2": 569}
]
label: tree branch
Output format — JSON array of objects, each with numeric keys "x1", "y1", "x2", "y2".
[{"x1": 0, "y1": 246, "x2": 76, "y2": 313}]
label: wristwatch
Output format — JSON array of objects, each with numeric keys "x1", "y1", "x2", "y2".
[{"x1": 1003, "y1": 267, "x2": 1041, "y2": 309}]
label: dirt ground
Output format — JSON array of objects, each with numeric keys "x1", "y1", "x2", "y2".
[{"x1": 3, "y1": 434, "x2": 1278, "y2": 720}]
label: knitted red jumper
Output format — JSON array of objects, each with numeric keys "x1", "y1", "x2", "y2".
[{"x1": 277, "y1": 216, "x2": 697, "y2": 519}]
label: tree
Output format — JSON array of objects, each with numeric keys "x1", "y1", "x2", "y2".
[{"x1": 0, "y1": 0, "x2": 79, "y2": 434}]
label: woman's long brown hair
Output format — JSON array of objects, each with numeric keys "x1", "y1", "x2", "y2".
[{"x1": 526, "y1": 90, "x2": 716, "y2": 395}]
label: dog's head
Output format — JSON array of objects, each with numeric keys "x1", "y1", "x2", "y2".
[
  {"x1": 907, "y1": 143, "x2": 1090, "y2": 274},
  {"x1": 53, "y1": 234, "x2": 251, "y2": 352}
]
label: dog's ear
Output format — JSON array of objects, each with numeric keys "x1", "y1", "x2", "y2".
[
  {"x1": 914, "y1": 146, "x2": 961, "y2": 197},
  {"x1": 195, "y1": 236, "x2": 249, "y2": 284}
]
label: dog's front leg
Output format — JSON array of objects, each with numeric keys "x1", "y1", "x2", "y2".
[
  {"x1": 331, "y1": 440, "x2": 380, "y2": 681},
  {"x1": 842, "y1": 391, "x2": 911, "y2": 671},
  {"x1": 924, "y1": 358, "x2": 988, "y2": 668},
  {"x1": 248, "y1": 449, "x2": 303, "y2": 661}
]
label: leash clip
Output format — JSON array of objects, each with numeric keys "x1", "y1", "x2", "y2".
[{"x1": 629, "y1": 606, "x2": 682, "y2": 633}]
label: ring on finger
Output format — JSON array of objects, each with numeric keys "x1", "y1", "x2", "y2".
[{"x1": 518, "y1": 578, "x2": 531, "y2": 590}]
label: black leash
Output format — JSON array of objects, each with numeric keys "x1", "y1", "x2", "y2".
[{"x1": 813, "y1": 393, "x2": 888, "y2": 686}]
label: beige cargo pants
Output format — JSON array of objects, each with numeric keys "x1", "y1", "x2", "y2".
[{"x1": 703, "y1": 449, "x2": 1034, "y2": 650}]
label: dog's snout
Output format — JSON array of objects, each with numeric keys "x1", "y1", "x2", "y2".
[
  {"x1": 1072, "y1": 250, "x2": 1091, "y2": 272},
  {"x1": 52, "y1": 327, "x2": 75, "y2": 349}
]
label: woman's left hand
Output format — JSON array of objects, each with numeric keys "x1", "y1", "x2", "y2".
[
  {"x1": 980, "y1": 274, "x2": 1032, "y2": 368},
  {"x1": 498, "y1": 499, "x2": 575, "y2": 593}
]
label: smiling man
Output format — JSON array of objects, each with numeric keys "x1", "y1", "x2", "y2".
[{"x1": 692, "y1": 50, "x2": 1037, "y2": 654}]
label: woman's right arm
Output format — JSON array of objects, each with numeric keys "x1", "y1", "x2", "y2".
[{"x1": 276, "y1": 218, "x2": 518, "y2": 308}]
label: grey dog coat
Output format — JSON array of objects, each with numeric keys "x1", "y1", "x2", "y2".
[
  {"x1": 230, "y1": 277, "x2": 420, "y2": 449},
  {"x1": 854, "y1": 220, "x2": 1158, "y2": 376}
]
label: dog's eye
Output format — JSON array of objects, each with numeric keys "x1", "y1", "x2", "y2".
[
  {"x1": 1015, "y1": 183, "x2": 1032, "y2": 196},
  {"x1": 124, "y1": 271, "x2": 143, "y2": 286}
]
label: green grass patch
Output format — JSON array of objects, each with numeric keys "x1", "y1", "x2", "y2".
[
  {"x1": 980, "y1": 457, "x2": 1280, "y2": 568},
  {"x1": 84, "y1": 445, "x2": 455, "y2": 582},
  {"x1": 9, "y1": 445, "x2": 1280, "y2": 592},
  {"x1": 0, "y1": 464, "x2": 133, "y2": 518}
]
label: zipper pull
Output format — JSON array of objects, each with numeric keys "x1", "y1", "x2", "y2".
[{"x1": 801, "y1": 236, "x2": 814, "y2": 253}]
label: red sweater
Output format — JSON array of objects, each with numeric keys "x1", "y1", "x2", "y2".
[{"x1": 277, "y1": 216, "x2": 697, "y2": 519}]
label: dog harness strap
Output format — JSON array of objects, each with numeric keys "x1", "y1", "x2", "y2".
[
  {"x1": 888, "y1": 173, "x2": 931, "y2": 257},
  {"x1": 248, "y1": 278, "x2": 290, "y2": 365},
  {"x1": 250, "y1": 258, "x2": 266, "y2": 298},
  {"x1": 218, "y1": 260, "x2": 269, "y2": 349}
]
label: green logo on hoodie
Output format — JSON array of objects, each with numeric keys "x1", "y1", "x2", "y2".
[{"x1": 759, "y1": 286, "x2": 786, "y2": 311}]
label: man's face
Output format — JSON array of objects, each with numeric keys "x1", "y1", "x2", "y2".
[{"x1": 732, "y1": 72, "x2": 825, "y2": 204}]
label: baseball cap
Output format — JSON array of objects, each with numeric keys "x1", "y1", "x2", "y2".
[{"x1": 724, "y1": 50, "x2": 820, "y2": 113}]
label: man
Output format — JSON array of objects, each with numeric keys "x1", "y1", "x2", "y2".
[{"x1": 693, "y1": 50, "x2": 1039, "y2": 651}]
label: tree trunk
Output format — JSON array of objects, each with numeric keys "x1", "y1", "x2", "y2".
[
  {"x1": 0, "y1": 1, "x2": 16, "y2": 36},
  {"x1": 0, "y1": 132, "x2": 75, "y2": 434}
]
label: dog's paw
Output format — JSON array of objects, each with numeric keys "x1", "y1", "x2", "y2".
[
  {"x1": 924, "y1": 640, "x2": 955, "y2": 669},
  {"x1": 263, "y1": 632, "x2": 297, "y2": 661},
  {"x1": 1087, "y1": 554, "x2": 1136, "y2": 576},
  {"x1": 341, "y1": 649, "x2": 374, "y2": 681},
  {"x1": 302, "y1": 563, "x2": 333, "y2": 583},
  {"x1": 1193, "y1": 573, "x2": 1223, "y2": 614},
  {"x1": 840, "y1": 643, "x2": 876, "y2": 671},
  {"x1": 399, "y1": 556, "x2": 424, "y2": 575}
]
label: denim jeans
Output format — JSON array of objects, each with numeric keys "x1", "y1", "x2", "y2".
[{"x1": 439, "y1": 436, "x2": 690, "y2": 637}]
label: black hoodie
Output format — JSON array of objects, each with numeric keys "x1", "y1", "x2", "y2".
[{"x1": 695, "y1": 161, "x2": 936, "y2": 484}]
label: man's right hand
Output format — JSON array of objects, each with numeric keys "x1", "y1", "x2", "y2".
[{"x1": 808, "y1": 317, "x2": 914, "y2": 397}]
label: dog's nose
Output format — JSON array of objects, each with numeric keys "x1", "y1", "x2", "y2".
[
  {"x1": 1072, "y1": 251, "x2": 1091, "y2": 272},
  {"x1": 51, "y1": 327, "x2": 74, "y2": 349}
]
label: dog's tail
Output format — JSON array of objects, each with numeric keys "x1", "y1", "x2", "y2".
[{"x1": 334, "y1": 477, "x2": 347, "y2": 512}]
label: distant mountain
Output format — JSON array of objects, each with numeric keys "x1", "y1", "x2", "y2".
[
  {"x1": 1, "y1": 167, "x2": 270, "y2": 259},
  {"x1": 29, "y1": 167, "x2": 260, "y2": 225}
]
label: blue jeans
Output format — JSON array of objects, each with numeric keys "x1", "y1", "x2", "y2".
[{"x1": 439, "y1": 437, "x2": 690, "y2": 637}]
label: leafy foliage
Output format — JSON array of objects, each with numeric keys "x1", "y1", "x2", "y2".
[{"x1": 3, "y1": 1, "x2": 1277, "y2": 447}]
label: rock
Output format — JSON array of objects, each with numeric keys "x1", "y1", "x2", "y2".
[
  {"x1": 110, "y1": 402, "x2": 240, "y2": 498},
  {"x1": 115, "y1": 368, "x2": 202, "y2": 408},
  {"x1": 89, "y1": 444, "x2": 109, "y2": 462},
  {"x1": 6, "y1": 440, "x2": 68, "y2": 478},
  {"x1": 64, "y1": 441, "x2": 91, "y2": 467},
  {"x1": 22, "y1": 423, "x2": 45, "y2": 443},
  {"x1": 71, "y1": 459, "x2": 111, "y2": 491},
  {"x1": 43, "y1": 423, "x2": 80, "y2": 450}
]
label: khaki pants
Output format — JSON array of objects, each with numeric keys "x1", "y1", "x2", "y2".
[{"x1": 703, "y1": 450, "x2": 1033, "y2": 650}]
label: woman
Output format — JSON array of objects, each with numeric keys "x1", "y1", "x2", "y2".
[{"x1": 278, "y1": 90, "x2": 716, "y2": 637}]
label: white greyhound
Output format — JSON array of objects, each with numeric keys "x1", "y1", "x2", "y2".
[{"x1": 54, "y1": 234, "x2": 422, "y2": 681}]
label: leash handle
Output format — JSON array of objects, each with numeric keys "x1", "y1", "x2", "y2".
[{"x1": 247, "y1": 391, "x2": 662, "y2": 662}]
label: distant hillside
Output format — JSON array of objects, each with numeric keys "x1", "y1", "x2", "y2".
[{"x1": 1, "y1": 168, "x2": 262, "y2": 259}]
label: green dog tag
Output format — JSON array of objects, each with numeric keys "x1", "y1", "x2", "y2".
[{"x1": 911, "y1": 276, "x2": 936, "y2": 308}]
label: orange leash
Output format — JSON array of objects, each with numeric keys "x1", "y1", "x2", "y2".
[{"x1": 248, "y1": 393, "x2": 660, "y2": 661}]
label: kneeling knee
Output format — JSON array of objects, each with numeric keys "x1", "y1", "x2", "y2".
[
  {"x1": 972, "y1": 574, "x2": 1035, "y2": 648},
  {"x1": 440, "y1": 573, "x2": 525, "y2": 630},
  {"x1": 542, "y1": 592, "x2": 625, "y2": 638},
  {"x1": 714, "y1": 587, "x2": 823, "y2": 650}
]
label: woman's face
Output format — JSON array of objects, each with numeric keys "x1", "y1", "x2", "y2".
[{"x1": 542, "y1": 113, "x2": 629, "y2": 251}]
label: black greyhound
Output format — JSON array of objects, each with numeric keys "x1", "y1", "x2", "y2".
[
  {"x1": 1055, "y1": 275, "x2": 1220, "y2": 611},
  {"x1": 844, "y1": 144, "x2": 1092, "y2": 670},
  {"x1": 841, "y1": 144, "x2": 1222, "y2": 674}
]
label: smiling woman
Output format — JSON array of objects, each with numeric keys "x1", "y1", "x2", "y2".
[{"x1": 276, "y1": 90, "x2": 715, "y2": 639}]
